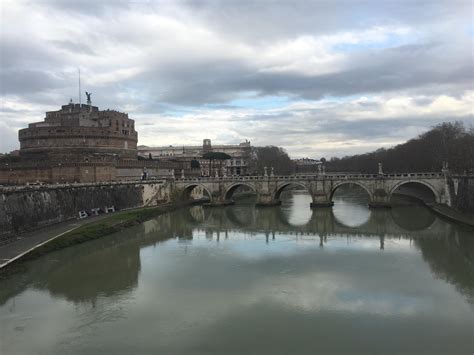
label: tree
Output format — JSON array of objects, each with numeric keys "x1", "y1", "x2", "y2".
[
  {"x1": 324, "y1": 121, "x2": 473, "y2": 174},
  {"x1": 190, "y1": 159, "x2": 200, "y2": 169},
  {"x1": 249, "y1": 146, "x2": 294, "y2": 175},
  {"x1": 202, "y1": 152, "x2": 231, "y2": 176}
]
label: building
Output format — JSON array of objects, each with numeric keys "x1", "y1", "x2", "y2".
[
  {"x1": 18, "y1": 102, "x2": 138, "y2": 160},
  {"x1": 139, "y1": 139, "x2": 253, "y2": 176},
  {"x1": 0, "y1": 101, "x2": 187, "y2": 184},
  {"x1": 293, "y1": 158, "x2": 322, "y2": 174}
]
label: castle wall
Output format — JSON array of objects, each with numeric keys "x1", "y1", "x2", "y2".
[{"x1": 19, "y1": 103, "x2": 138, "y2": 160}]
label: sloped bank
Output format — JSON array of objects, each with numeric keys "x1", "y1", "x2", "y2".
[
  {"x1": 392, "y1": 192, "x2": 474, "y2": 228},
  {"x1": 0, "y1": 200, "x2": 203, "y2": 271},
  {"x1": 0, "y1": 181, "x2": 171, "y2": 242}
]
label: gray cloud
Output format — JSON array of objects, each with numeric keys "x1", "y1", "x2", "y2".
[{"x1": 0, "y1": 0, "x2": 472, "y2": 156}]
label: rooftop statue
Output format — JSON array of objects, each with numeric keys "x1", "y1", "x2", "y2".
[{"x1": 85, "y1": 91, "x2": 92, "y2": 104}]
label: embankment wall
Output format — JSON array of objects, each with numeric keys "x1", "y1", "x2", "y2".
[
  {"x1": 455, "y1": 177, "x2": 474, "y2": 214},
  {"x1": 0, "y1": 181, "x2": 171, "y2": 241}
]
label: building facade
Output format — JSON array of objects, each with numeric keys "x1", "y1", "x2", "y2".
[
  {"x1": 138, "y1": 139, "x2": 253, "y2": 176},
  {"x1": 19, "y1": 102, "x2": 138, "y2": 160},
  {"x1": 293, "y1": 158, "x2": 322, "y2": 174}
]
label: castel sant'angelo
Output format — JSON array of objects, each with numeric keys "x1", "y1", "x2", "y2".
[{"x1": 0, "y1": 98, "x2": 185, "y2": 184}]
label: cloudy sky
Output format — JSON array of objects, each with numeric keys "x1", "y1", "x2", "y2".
[{"x1": 1, "y1": 0, "x2": 473, "y2": 158}]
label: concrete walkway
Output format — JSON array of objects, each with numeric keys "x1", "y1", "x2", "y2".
[{"x1": 0, "y1": 214, "x2": 112, "y2": 269}]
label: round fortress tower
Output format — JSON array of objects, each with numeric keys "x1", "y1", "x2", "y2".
[{"x1": 18, "y1": 102, "x2": 138, "y2": 160}]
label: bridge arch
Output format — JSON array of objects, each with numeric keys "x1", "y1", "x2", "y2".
[
  {"x1": 182, "y1": 183, "x2": 212, "y2": 201},
  {"x1": 389, "y1": 180, "x2": 439, "y2": 204},
  {"x1": 330, "y1": 181, "x2": 373, "y2": 202},
  {"x1": 224, "y1": 182, "x2": 257, "y2": 201},
  {"x1": 274, "y1": 182, "x2": 311, "y2": 200}
]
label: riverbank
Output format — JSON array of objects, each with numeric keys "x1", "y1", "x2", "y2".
[
  {"x1": 393, "y1": 193, "x2": 474, "y2": 228},
  {"x1": 0, "y1": 201, "x2": 195, "y2": 271},
  {"x1": 429, "y1": 204, "x2": 474, "y2": 228}
]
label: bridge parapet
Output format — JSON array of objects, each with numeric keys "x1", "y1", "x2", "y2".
[{"x1": 175, "y1": 172, "x2": 444, "y2": 183}]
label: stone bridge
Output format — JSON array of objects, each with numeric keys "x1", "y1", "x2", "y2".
[{"x1": 174, "y1": 171, "x2": 453, "y2": 208}]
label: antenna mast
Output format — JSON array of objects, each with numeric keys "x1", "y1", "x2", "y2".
[{"x1": 78, "y1": 68, "x2": 82, "y2": 105}]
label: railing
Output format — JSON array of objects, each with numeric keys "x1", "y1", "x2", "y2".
[
  {"x1": 0, "y1": 172, "x2": 445, "y2": 191},
  {"x1": 0, "y1": 179, "x2": 167, "y2": 192},
  {"x1": 175, "y1": 172, "x2": 444, "y2": 182}
]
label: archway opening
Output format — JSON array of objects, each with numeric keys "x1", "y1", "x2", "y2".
[
  {"x1": 224, "y1": 184, "x2": 256, "y2": 204},
  {"x1": 277, "y1": 183, "x2": 312, "y2": 226},
  {"x1": 331, "y1": 183, "x2": 371, "y2": 227},
  {"x1": 183, "y1": 184, "x2": 211, "y2": 203},
  {"x1": 390, "y1": 182, "x2": 437, "y2": 206}
]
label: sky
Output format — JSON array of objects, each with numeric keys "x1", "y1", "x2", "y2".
[{"x1": 0, "y1": 0, "x2": 473, "y2": 158}]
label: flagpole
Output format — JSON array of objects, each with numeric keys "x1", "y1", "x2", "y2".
[{"x1": 78, "y1": 68, "x2": 82, "y2": 105}]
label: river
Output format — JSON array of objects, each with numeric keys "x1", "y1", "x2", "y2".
[{"x1": 1, "y1": 187, "x2": 473, "y2": 354}]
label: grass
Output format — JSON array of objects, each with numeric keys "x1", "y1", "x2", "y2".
[{"x1": 21, "y1": 203, "x2": 184, "y2": 261}]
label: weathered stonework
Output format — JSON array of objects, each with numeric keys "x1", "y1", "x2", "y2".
[
  {"x1": 0, "y1": 181, "x2": 171, "y2": 240},
  {"x1": 19, "y1": 103, "x2": 137, "y2": 159}
]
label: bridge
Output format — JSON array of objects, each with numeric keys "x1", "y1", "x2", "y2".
[{"x1": 174, "y1": 171, "x2": 453, "y2": 208}]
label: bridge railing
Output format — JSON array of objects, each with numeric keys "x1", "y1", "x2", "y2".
[
  {"x1": 0, "y1": 172, "x2": 445, "y2": 191},
  {"x1": 0, "y1": 179, "x2": 167, "y2": 192},
  {"x1": 175, "y1": 171, "x2": 444, "y2": 182}
]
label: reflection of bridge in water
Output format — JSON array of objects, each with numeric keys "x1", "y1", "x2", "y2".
[
  {"x1": 1, "y1": 200, "x2": 472, "y2": 308},
  {"x1": 182, "y1": 202, "x2": 455, "y2": 240}
]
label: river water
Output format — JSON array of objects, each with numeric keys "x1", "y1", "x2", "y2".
[{"x1": 1, "y1": 188, "x2": 473, "y2": 354}]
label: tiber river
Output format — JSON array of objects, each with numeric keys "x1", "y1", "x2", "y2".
[{"x1": 1, "y1": 186, "x2": 473, "y2": 355}]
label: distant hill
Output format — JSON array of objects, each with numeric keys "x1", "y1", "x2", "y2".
[{"x1": 325, "y1": 122, "x2": 474, "y2": 174}]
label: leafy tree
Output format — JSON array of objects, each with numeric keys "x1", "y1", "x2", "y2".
[
  {"x1": 249, "y1": 146, "x2": 295, "y2": 175},
  {"x1": 190, "y1": 159, "x2": 200, "y2": 169},
  {"x1": 202, "y1": 152, "x2": 231, "y2": 176}
]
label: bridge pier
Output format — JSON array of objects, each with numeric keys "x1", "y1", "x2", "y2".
[
  {"x1": 256, "y1": 193, "x2": 281, "y2": 207},
  {"x1": 204, "y1": 194, "x2": 235, "y2": 207},
  {"x1": 310, "y1": 192, "x2": 334, "y2": 208},
  {"x1": 368, "y1": 201, "x2": 392, "y2": 208},
  {"x1": 205, "y1": 200, "x2": 235, "y2": 207},
  {"x1": 368, "y1": 188, "x2": 392, "y2": 208}
]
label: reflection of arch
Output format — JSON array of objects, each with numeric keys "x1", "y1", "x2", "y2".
[
  {"x1": 330, "y1": 182, "x2": 372, "y2": 201},
  {"x1": 390, "y1": 205, "x2": 436, "y2": 231},
  {"x1": 389, "y1": 180, "x2": 439, "y2": 203},
  {"x1": 182, "y1": 206, "x2": 207, "y2": 224},
  {"x1": 225, "y1": 207, "x2": 252, "y2": 227},
  {"x1": 274, "y1": 182, "x2": 311, "y2": 200},
  {"x1": 332, "y1": 202, "x2": 372, "y2": 228},
  {"x1": 277, "y1": 203, "x2": 315, "y2": 228},
  {"x1": 224, "y1": 183, "x2": 256, "y2": 200},
  {"x1": 183, "y1": 184, "x2": 212, "y2": 200}
]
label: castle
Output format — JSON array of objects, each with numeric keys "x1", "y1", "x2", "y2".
[
  {"x1": 0, "y1": 98, "x2": 256, "y2": 185},
  {"x1": 0, "y1": 101, "x2": 186, "y2": 184}
]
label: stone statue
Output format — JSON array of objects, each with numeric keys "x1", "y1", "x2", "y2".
[{"x1": 85, "y1": 91, "x2": 92, "y2": 104}]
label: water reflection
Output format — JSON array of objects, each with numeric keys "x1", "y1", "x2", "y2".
[
  {"x1": 280, "y1": 190, "x2": 313, "y2": 226},
  {"x1": 332, "y1": 184, "x2": 372, "y2": 227},
  {"x1": 0, "y1": 190, "x2": 473, "y2": 355}
]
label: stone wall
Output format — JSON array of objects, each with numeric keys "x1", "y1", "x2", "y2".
[
  {"x1": 455, "y1": 177, "x2": 474, "y2": 214},
  {"x1": 0, "y1": 181, "x2": 171, "y2": 241}
]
